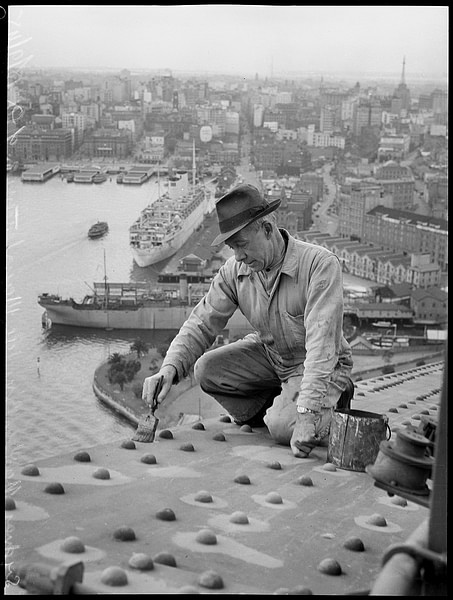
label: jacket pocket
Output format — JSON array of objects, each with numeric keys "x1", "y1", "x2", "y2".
[{"x1": 281, "y1": 311, "x2": 306, "y2": 350}]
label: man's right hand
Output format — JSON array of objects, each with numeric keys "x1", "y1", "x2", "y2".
[{"x1": 142, "y1": 365, "x2": 176, "y2": 408}]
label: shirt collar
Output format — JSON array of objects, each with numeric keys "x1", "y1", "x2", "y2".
[{"x1": 237, "y1": 229, "x2": 299, "y2": 279}]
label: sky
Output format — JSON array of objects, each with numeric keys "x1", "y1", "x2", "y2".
[{"x1": 6, "y1": 5, "x2": 449, "y2": 80}]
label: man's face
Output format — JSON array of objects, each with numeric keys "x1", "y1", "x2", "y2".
[{"x1": 225, "y1": 222, "x2": 272, "y2": 272}]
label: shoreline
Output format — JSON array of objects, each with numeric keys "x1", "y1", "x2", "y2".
[{"x1": 92, "y1": 346, "x2": 445, "y2": 429}]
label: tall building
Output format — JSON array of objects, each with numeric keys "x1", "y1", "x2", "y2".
[{"x1": 338, "y1": 182, "x2": 393, "y2": 240}]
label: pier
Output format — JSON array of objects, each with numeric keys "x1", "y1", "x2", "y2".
[{"x1": 20, "y1": 163, "x2": 60, "y2": 182}]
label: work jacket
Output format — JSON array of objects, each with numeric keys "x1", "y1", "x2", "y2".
[{"x1": 162, "y1": 229, "x2": 353, "y2": 410}]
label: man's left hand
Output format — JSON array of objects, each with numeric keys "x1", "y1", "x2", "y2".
[{"x1": 290, "y1": 408, "x2": 333, "y2": 458}]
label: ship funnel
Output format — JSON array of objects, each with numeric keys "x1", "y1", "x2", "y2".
[
  {"x1": 168, "y1": 170, "x2": 189, "y2": 200},
  {"x1": 179, "y1": 273, "x2": 188, "y2": 301}
]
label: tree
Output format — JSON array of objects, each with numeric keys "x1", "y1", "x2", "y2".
[
  {"x1": 130, "y1": 338, "x2": 149, "y2": 360},
  {"x1": 112, "y1": 371, "x2": 127, "y2": 391},
  {"x1": 108, "y1": 352, "x2": 124, "y2": 365}
]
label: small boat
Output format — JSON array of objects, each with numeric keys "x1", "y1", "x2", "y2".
[
  {"x1": 93, "y1": 172, "x2": 107, "y2": 184},
  {"x1": 88, "y1": 221, "x2": 109, "y2": 239}
]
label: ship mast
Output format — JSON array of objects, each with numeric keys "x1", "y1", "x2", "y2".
[
  {"x1": 192, "y1": 138, "x2": 196, "y2": 196},
  {"x1": 103, "y1": 248, "x2": 108, "y2": 308}
]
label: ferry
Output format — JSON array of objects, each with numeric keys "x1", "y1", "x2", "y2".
[{"x1": 88, "y1": 221, "x2": 109, "y2": 239}]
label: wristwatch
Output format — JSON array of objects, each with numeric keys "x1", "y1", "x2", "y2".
[{"x1": 296, "y1": 406, "x2": 319, "y2": 414}]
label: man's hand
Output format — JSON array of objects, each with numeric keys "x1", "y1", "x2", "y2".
[
  {"x1": 142, "y1": 365, "x2": 176, "y2": 408},
  {"x1": 290, "y1": 408, "x2": 334, "y2": 458}
]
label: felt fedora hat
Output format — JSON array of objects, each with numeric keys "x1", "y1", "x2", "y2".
[{"x1": 211, "y1": 183, "x2": 281, "y2": 246}]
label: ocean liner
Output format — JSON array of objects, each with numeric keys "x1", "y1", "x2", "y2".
[{"x1": 129, "y1": 148, "x2": 215, "y2": 267}]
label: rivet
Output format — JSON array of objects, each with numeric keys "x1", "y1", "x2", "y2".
[
  {"x1": 240, "y1": 424, "x2": 253, "y2": 432},
  {"x1": 113, "y1": 526, "x2": 136, "y2": 541},
  {"x1": 73, "y1": 451, "x2": 91, "y2": 462},
  {"x1": 419, "y1": 410, "x2": 430, "y2": 415},
  {"x1": 391, "y1": 496, "x2": 408, "y2": 507},
  {"x1": 229, "y1": 511, "x2": 249, "y2": 524},
  {"x1": 60, "y1": 536, "x2": 85, "y2": 553},
  {"x1": 343, "y1": 537, "x2": 365, "y2": 552},
  {"x1": 180, "y1": 443, "x2": 195, "y2": 452},
  {"x1": 398, "y1": 404, "x2": 408, "y2": 409},
  {"x1": 288, "y1": 585, "x2": 313, "y2": 594},
  {"x1": 100, "y1": 566, "x2": 128, "y2": 586},
  {"x1": 318, "y1": 557, "x2": 342, "y2": 575},
  {"x1": 194, "y1": 490, "x2": 213, "y2": 503},
  {"x1": 323, "y1": 463, "x2": 337, "y2": 472},
  {"x1": 192, "y1": 422, "x2": 205, "y2": 430},
  {"x1": 297, "y1": 475, "x2": 313, "y2": 486},
  {"x1": 93, "y1": 468, "x2": 110, "y2": 480},
  {"x1": 219, "y1": 415, "x2": 231, "y2": 423},
  {"x1": 153, "y1": 552, "x2": 177, "y2": 567},
  {"x1": 267, "y1": 461, "x2": 282, "y2": 470},
  {"x1": 44, "y1": 482, "x2": 65, "y2": 495},
  {"x1": 388, "y1": 408, "x2": 398, "y2": 413},
  {"x1": 140, "y1": 454, "x2": 157, "y2": 464},
  {"x1": 158, "y1": 429, "x2": 174, "y2": 439},
  {"x1": 198, "y1": 570, "x2": 224, "y2": 589},
  {"x1": 265, "y1": 491, "x2": 283, "y2": 504},
  {"x1": 195, "y1": 529, "x2": 217, "y2": 545},
  {"x1": 156, "y1": 508, "x2": 176, "y2": 521},
  {"x1": 234, "y1": 474, "x2": 251, "y2": 485},
  {"x1": 21, "y1": 464, "x2": 40, "y2": 476},
  {"x1": 121, "y1": 440, "x2": 136, "y2": 450},
  {"x1": 128, "y1": 553, "x2": 154, "y2": 570},
  {"x1": 212, "y1": 432, "x2": 226, "y2": 441},
  {"x1": 178, "y1": 585, "x2": 200, "y2": 593},
  {"x1": 366, "y1": 513, "x2": 387, "y2": 527},
  {"x1": 5, "y1": 497, "x2": 16, "y2": 510}
]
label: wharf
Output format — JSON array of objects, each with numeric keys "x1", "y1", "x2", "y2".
[
  {"x1": 20, "y1": 163, "x2": 60, "y2": 182},
  {"x1": 5, "y1": 361, "x2": 445, "y2": 595}
]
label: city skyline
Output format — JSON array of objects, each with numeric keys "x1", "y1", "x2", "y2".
[{"x1": 7, "y1": 5, "x2": 448, "y2": 82}]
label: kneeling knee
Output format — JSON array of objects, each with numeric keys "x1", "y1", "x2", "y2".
[{"x1": 194, "y1": 353, "x2": 217, "y2": 387}]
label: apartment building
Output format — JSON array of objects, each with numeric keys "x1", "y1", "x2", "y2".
[
  {"x1": 364, "y1": 206, "x2": 448, "y2": 271},
  {"x1": 338, "y1": 182, "x2": 393, "y2": 240}
]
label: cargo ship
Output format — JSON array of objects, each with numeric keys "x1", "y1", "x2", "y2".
[
  {"x1": 38, "y1": 274, "x2": 252, "y2": 334},
  {"x1": 129, "y1": 146, "x2": 215, "y2": 267}
]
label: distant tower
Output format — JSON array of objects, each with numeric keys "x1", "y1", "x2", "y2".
[
  {"x1": 394, "y1": 56, "x2": 411, "y2": 111},
  {"x1": 400, "y1": 56, "x2": 406, "y2": 86}
]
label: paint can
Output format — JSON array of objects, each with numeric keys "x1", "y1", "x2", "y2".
[{"x1": 327, "y1": 409, "x2": 390, "y2": 472}]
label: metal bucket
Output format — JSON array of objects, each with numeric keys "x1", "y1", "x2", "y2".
[{"x1": 327, "y1": 409, "x2": 391, "y2": 472}]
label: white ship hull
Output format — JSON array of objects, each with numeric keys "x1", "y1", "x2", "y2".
[{"x1": 131, "y1": 194, "x2": 210, "y2": 268}]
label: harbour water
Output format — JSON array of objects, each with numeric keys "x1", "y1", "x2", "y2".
[
  {"x1": 5, "y1": 171, "x2": 382, "y2": 473},
  {"x1": 6, "y1": 173, "x2": 181, "y2": 471}
]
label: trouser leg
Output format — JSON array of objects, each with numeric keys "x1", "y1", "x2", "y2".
[
  {"x1": 264, "y1": 374, "x2": 351, "y2": 446},
  {"x1": 193, "y1": 335, "x2": 281, "y2": 424}
]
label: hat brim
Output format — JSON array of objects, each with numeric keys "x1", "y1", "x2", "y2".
[{"x1": 211, "y1": 199, "x2": 281, "y2": 246}]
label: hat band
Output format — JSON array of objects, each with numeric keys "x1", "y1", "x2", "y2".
[{"x1": 219, "y1": 205, "x2": 266, "y2": 234}]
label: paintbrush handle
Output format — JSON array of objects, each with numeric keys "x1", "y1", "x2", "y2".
[{"x1": 151, "y1": 376, "x2": 164, "y2": 413}]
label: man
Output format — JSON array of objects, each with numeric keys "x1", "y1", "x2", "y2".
[{"x1": 143, "y1": 183, "x2": 354, "y2": 457}]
